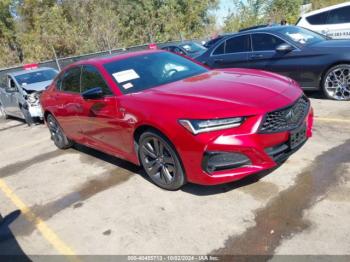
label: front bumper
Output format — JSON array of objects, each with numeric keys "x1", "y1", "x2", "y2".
[
  {"x1": 28, "y1": 104, "x2": 44, "y2": 118},
  {"x1": 174, "y1": 107, "x2": 313, "y2": 185}
]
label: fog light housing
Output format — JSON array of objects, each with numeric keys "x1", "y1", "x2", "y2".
[{"x1": 202, "y1": 151, "x2": 251, "y2": 173}]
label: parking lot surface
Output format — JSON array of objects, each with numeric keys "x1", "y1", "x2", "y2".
[{"x1": 0, "y1": 94, "x2": 350, "y2": 259}]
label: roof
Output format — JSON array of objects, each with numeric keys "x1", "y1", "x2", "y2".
[
  {"x1": 301, "y1": 2, "x2": 350, "y2": 17},
  {"x1": 210, "y1": 25, "x2": 292, "y2": 44},
  {"x1": 71, "y1": 49, "x2": 164, "y2": 67},
  {"x1": 236, "y1": 25, "x2": 288, "y2": 34},
  {"x1": 8, "y1": 67, "x2": 57, "y2": 77}
]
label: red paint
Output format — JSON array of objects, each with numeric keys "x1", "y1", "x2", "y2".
[{"x1": 41, "y1": 50, "x2": 313, "y2": 186}]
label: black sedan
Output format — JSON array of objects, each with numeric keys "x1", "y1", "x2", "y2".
[
  {"x1": 196, "y1": 26, "x2": 350, "y2": 101},
  {"x1": 160, "y1": 41, "x2": 207, "y2": 58}
]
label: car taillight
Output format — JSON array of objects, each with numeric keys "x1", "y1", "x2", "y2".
[
  {"x1": 23, "y1": 63, "x2": 39, "y2": 70},
  {"x1": 148, "y1": 43, "x2": 158, "y2": 50}
]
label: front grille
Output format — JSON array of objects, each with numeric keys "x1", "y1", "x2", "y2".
[
  {"x1": 259, "y1": 95, "x2": 310, "y2": 133},
  {"x1": 265, "y1": 139, "x2": 307, "y2": 164}
]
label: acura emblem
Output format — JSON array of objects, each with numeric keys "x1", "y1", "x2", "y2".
[{"x1": 286, "y1": 108, "x2": 298, "y2": 123}]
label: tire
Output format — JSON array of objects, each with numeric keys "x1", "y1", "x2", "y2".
[
  {"x1": 0, "y1": 103, "x2": 8, "y2": 120},
  {"x1": 322, "y1": 64, "x2": 350, "y2": 101},
  {"x1": 47, "y1": 114, "x2": 73, "y2": 149},
  {"x1": 138, "y1": 130, "x2": 186, "y2": 190},
  {"x1": 20, "y1": 106, "x2": 33, "y2": 126}
]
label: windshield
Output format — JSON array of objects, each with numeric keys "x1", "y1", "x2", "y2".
[
  {"x1": 179, "y1": 42, "x2": 206, "y2": 53},
  {"x1": 278, "y1": 26, "x2": 327, "y2": 46},
  {"x1": 104, "y1": 52, "x2": 208, "y2": 94},
  {"x1": 15, "y1": 69, "x2": 58, "y2": 85}
]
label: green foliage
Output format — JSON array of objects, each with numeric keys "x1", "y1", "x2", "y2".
[
  {"x1": 266, "y1": 0, "x2": 303, "y2": 24},
  {"x1": 0, "y1": 0, "x2": 22, "y2": 66},
  {"x1": 0, "y1": 0, "x2": 218, "y2": 67},
  {"x1": 223, "y1": 0, "x2": 267, "y2": 32},
  {"x1": 310, "y1": 0, "x2": 347, "y2": 10},
  {"x1": 223, "y1": 0, "x2": 302, "y2": 32},
  {"x1": 223, "y1": 0, "x2": 348, "y2": 33}
]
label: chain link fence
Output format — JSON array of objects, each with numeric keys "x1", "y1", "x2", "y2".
[{"x1": 0, "y1": 40, "x2": 187, "y2": 79}]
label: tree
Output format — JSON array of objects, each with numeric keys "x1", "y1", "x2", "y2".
[
  {"x1": 0, "y1": 0, "x2": 218, "y2": 67},
  {"x1": 266, "y1": 0, "x2": 303, "y2": 24},
  {"x1": 223, "y1": 0, "x2": 303, "y2": 32},
  {"x1": 310, "y1": 0, "x2": 346, "y2": 10},
  {"x1": 0, "y1": 0, "x2": 23, "y2": 65},
  {"x1": 223, "y1": 0, "x2": 267, "y2": 32}
]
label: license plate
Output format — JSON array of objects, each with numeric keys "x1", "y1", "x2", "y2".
[{"x1": 289, "y1": 123, "x2": 307, "y2": 150}]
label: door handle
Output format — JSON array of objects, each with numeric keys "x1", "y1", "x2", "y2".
[
  {"x1": 214, "y1": 58, "x2": 224, "y2": 63},
  {"x1": 249, "y1": 54, "x2": 264, "y2": 60},
  {"x1": 119, "y1": 107, "x2": 126, "y2": 118}
]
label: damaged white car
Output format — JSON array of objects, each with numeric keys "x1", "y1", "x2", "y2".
[{"x1": 0, "y1": 66, "x2": 58, "y2": 125}]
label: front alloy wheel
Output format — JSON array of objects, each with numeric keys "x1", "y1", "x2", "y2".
[
  {"x1": 323, "y1": 64, "x2": 350, "y2": 101},
  {"x1": 139, "y1": 131, "x2": 186, "y2": 190},
  {"x1": 47, "y1": 114, "x2": 73, "y2": 149}
]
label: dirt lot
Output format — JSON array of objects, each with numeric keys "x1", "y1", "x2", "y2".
[{"x1": 0, "y1": 93, "x2": 350, "y2": 260}]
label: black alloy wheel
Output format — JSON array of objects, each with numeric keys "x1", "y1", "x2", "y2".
[
  {"x1": 139, "y1": 131, "x2": 186, "y2": 190},
  {"x1": 47, "y1": 114, "x2": 73, "y2": 149}
]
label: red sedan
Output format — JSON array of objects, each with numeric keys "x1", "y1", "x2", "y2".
[{"x1": 40, "y1": 50, "x2": 313, "y2": 190}]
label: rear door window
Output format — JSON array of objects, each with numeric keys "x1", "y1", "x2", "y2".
[
  {"x1": 252, "y1": 33, "x2": 285, "y2": 51},
  {"x1": 212, "y1": 35, "x2": 250, "y2": 55},
  {"x1": 225, "y1": 35, "x2": 251, "y2": 53},
  {"x1": 61, "y1": 67, "x2": 81, "y2": 93},
  {"x1": 212, "y1": 41, "x2": 225, "y2": 55},
  {"x1": 306, "y1": 12, "x2": 329, "y2": 25},
  {"x1": 327, "y1": 6, "x2": 350, "y2": 24}
]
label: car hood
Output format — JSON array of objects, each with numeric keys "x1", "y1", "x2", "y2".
[
  {"x1": 131, "y1": 69, "x2": 302, "y2": 119},
  {"x1": 22, "y1": 80, "x2": 53, "y2": 93},
  {"x1": 310, "y1": 40, "x2": 350, "y2": 49}
]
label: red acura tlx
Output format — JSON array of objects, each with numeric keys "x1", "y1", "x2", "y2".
[{"x1": 40, "y1": 50, "x2": 313, "y2": 190}]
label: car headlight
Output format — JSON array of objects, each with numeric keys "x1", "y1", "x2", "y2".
[{"x1": 178, "y1": 117, "x2": 245, "y2": 135}]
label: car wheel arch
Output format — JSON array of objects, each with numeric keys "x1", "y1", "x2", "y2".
[
  {"x1": 320, "y1": 61, "x2": 350, "y2": 85},
  {"x1": 133, "y1": 124, "x2": 172, "y2": 153},
  {"x1": 321, "y1": 62, "x2": 350, "y2": 100},
  {"x1": 44, "y1": 110, "x2": 54, "y2": 122},
  {"x1": 133, "y1": 124, "x2": 186, "y2": 173}
]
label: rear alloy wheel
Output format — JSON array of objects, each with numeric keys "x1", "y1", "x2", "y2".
[
  {"x1": 139, "y1": 131, "x2": 186, "y2": 190},
  {"x1": 47, "y1": 114, "x2": 73, "y2": 149},
  {"x1": 0, "y1": 103, "x2": 8, "y2": 120},
  {"x1": 323, "y1": 64, "x2": 350, "y2": 101}
]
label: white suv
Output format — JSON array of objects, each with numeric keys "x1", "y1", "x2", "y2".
[{"x1": 297, "y1": 2, "x2": 350, "y2": 39}]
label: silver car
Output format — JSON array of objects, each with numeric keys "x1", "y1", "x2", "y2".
[{"x1": 0, "y1": 67, "x2": 58, "y2": 125}]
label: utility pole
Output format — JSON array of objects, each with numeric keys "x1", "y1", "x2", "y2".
[{"x1": 51, "y1": 46, "x2": 61, "y2": 71}]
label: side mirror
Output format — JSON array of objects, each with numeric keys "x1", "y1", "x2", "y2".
[
  {"x1": 82, "y1": 87, "x2": 104, "y2": 99},
  {"x1": 276, "y1": 43, "x2": 294, "y2": 53}
]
